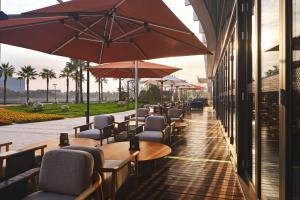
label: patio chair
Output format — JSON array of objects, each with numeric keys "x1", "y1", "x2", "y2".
[
  {"x1": 114, "y1": 120, "x2": 130, "y2": 141},
  {"x1": 23, "y1": 149, "x2": 102, "y2": 200},
  {"x1": 136, "y1": 116, "x2": 170, "y2": 143},
  {"x1": 130, "y1": 108, "x2": 149, "y2": 122},
  {"x1": 168, "y1": 108, "x2": 184, "y2": 122},
  {"x1": 0, "y1": 145, "x2": 47, "y2": 199},
  {"x1": 74, "y1": 115, "x2": 114, "y2": 145},
  {"x1": 64, "y1": 146, "x2": 132, "y2": 200}
]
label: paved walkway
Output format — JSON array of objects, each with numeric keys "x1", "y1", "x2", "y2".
[
  {"x1": 0, "y1": 110, "x2": 134, "y2": 150},
  {"x1": 118, "y1": 108, "x2": 245, "y2": 200}
]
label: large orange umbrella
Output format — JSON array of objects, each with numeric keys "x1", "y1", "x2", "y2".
[
  {"x1": 0, "y1": 0, "x2": 211, "y2": 63},
  {"x1": 0, "y1": 0, "x2": 212, "y2": 123},
  {"x1": 89, "y1": 61, "x2": 181, "y2": 125},
  {"x1": 89, "y1": 61, "x2": 181, "y2": 78}
]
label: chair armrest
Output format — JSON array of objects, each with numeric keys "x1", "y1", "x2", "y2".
[
  {"x1": 74, "y1": 122, "x2": 94, "y2": 137},
  {"x1": 1, "y1": 144, "x2": 47, "y2": 159},
  {"x1": 75, "y1": 171, "x2": 102, "y2": 200},
  {"x1": 0, "y1": 142, "x2": 12, "y2": 152}
]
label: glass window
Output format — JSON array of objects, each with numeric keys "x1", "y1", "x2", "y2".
[
  {"x1": 292, "y1": 0, "x2": 300, "y2": 199},
  {"x1": 260, "y1": 0, "x2": 280, "y2": 199}
]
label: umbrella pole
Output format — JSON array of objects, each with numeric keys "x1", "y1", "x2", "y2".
[
  {"x1": 160, "y1": 81, "x2": 163, "y2": 104},
  {"x1": 86, "y1": 62, "x2": 90, "y2": 124},
  {"x1": 134, "y1": 60, "x2": 138, "y2": 127}
]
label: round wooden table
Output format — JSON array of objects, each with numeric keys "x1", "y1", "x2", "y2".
[{"x1": 100, "y1": 141, "x2": 171, "y2": 162}]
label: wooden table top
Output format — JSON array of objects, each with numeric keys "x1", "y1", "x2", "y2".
[
  {"x1": 22, "y1": 137, "x2": 99, "y2": 152},
  {"x1": 175, "y1": 122, "x2": 188, "y2": 128},
  {"x1": 100, "y1": 141, "x2": 171, "y2": 162}
]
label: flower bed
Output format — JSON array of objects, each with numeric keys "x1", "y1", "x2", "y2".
[{"x1": 0, "y1": 108, "x2": 64, "y2": 123}]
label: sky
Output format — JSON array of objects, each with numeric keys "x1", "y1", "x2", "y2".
[{"x1": 0, "y1": 0, "x2": 207, "y2": 92}]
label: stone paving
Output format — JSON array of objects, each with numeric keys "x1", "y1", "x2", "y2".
[{"x1": 0, "y1": 110, "x2": 134, "y2": 150}]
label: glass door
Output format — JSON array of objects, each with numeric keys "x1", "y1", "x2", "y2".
[{"x1": 260, "y1": 0, "x2": 280, "y2": 199}]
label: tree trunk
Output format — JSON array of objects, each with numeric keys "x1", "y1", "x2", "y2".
[
  {"x1": 101, "y1": 79, "x2": 104, "y2": 102},
  {"x1": 26, "y1": 77, "x2": 29, "y2": 103},
  {"x1": 3, "y1": 75, "x2": 7, "y2": 104},
  {"x1": 66, "y1": 76, "x2": 69, "y2": 103},
  {"x1": 98, "y1": 78, "x2": 101, "y2": 103},
  {"x1": 46, "y1": 78, "x2": 49, "y2": 103},
  {"x1": 80, "y1": 65, "x2": 83, "y2": 103},
  {"x1": 118, "y1": 78, "x2": 122, "y2": 101},
  {"x1": 75, "y1": 70, "x2": 78, "y2": 103}
]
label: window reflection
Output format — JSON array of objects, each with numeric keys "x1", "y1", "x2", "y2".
[
  {"x1": 292, "y1": 1, "x2": 300, "y2": 199},
  {"x1": 260, "y1": 0, "x2": 280, "y2": 199}
]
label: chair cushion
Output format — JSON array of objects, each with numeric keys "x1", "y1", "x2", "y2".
[
  {"x1": 24, "y1": 191, "x2": 75, "y2": 200},
  {"x1": 144, "y1": 116, "x2": 165, "y2": 131},
  {"x1": 39, "y1": 149, "x2": 94, "y2": 196},
  {"x1": 77, "y1": 129, "x2": 100, "y2": 140},
  {"x1": 94, "y1": 115, "x2": 110, "y2": 129},
  {"x1": 63, "y1": 146, "x2": 104, "y2": 169},
  {"x1": 137, "y1": 131, "x2": 163, "y2": 143}
]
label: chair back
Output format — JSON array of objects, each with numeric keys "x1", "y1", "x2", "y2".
[
  {"x1": 94, "y1": 115, "x2": 110, "y2": 129},
  {"x1": 39, "y1": 149, "x2": 94, "y2": 196},
  {"x1": 107, "y1": 115, "x2": 115, "y2": 125},
  {"x1": 63, "y1": 146, "x2": 104, "y2": 170},
  {"x1": 137, "y1": 108, "x2": 149, "y2": 117},
  {"x1": 168, "y1": 108, "x2": 183, "y2": 118},
  {"x1": 144, "y1": 116, "x2": 165, "y2": 131}
]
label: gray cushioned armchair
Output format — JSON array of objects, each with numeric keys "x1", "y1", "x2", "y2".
[
  {"x1": 64, "y1": 146, "x2": 135, "y2": 200},
  {"x1": 74, "y1": 115, "x2": 114, "y2": 145},
  {"x1": 130, "y1": 108, "x2": 149, "y2": 122},
  {"x1": 23, "y1": 149, "x2": 102, "y2": 200},
  {"x1": 137, "y1": 116, "x2": 170, "y2": 143},
  {"x1": 168, "y1": 108, "x2": 183, "y2": 122}
]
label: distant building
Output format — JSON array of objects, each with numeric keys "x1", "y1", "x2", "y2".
[{"x1": 0, "y1": 77, "x2": 25, "y2": 92}]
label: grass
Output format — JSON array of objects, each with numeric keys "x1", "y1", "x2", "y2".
[{"x1": 5, "y1": 102, "x2": 138, "y2": 118}]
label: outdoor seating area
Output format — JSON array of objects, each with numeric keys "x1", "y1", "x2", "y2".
[{"x1": 0, "y1": 101, "x2": 192, "y2": 199}]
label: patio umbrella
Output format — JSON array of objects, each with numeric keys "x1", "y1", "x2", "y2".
[
  {"x1": 0, "y1": 0, "x2": 212, "y2": 123},
  {"x1": 142, "y1": 76, "x2": 187, "y2": 103},
  {"x1": 89, "y1": 61, "x2": 181, "y2": 125}
]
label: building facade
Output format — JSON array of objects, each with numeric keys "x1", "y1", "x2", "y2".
[
  {"x1": 0, "y1": 76, "x2": 25, "y2": 92},
  {"x1": 187, "y1": 0, "x2": 299, "y2": 199}
]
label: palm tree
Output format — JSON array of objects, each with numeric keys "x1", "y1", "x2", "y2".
[
  {"x1": 60, "y1": 66, "x2": 73, "y2": 103},
  {"x1": 40, "y1": 68, "x2": 56, "y2": 103},
  {"x1": 0, "y1": 63, "x2": 15, "y2": 104},
  {"x1": 96, "y1": 78, "x2": 107, "y2": 102},
  {"x1": 17, "y1": 65, "x2": 38, "y2": 103},
  {"x1": 113, "y1": 78, "x2": 123, "y2": 101}
]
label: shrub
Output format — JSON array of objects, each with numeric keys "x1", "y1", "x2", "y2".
[
  {"x1": 61, "y1": 105, "x2": 70, "y2": 112},
  {"x1": 32, "y1": 102, "x2": 44, "y2": 112}
]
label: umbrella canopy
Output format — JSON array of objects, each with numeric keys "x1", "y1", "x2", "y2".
[
  {"x1": 142, "y1": 75, "x2": 187, "y2": 86},
  {"x1": 267, "y1": 35, "x2": 300, "y2": 51},
  {"x1": 89, "y1": 61, "x2": 181, "y2": 78},
  {"x1": 180, "y1": 84, "x2": 205, "y2": 90},
  {"x1": 0, "y1": 0, "x2": 211, "y2": 64}
]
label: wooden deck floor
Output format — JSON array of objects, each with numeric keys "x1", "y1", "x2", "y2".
[{"x1": 117, "y1": 108, "x2": 245, "y2": 200}]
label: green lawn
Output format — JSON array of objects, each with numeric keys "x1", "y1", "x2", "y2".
[{"x1": 6, "y1": 102, "x2": 138, "y2": 118}]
